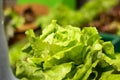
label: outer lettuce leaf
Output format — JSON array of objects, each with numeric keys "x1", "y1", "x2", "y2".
[
  {"x1": 9, "y1": 39, "x2": 28, "y2": 72},
  {"x1": 102, "y1": 42, "x2": 115, "y2": 59},
  {"x1": 100, "y1": 70, "x2": 120, "y2": 80},
  {"x1": 16, "y1": 61, "x2": 72, "y2": 80},
  {"x1": 72, "y1": 60, "x2": 99, "y2": 80}
]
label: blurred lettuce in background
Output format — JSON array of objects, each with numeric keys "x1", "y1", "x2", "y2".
[
  {"x1": 17, "y1": 0, "x2": 76, "y2": 10},
  {"x1": 35, "y1": 0, "x2": 118, "y2": 29}
]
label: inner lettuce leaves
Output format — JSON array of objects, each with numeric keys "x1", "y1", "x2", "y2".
[{"x1": 10, "y1": 20, "x2": 120, "y2": 80}]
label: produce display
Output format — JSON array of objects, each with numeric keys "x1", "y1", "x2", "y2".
[
  {"x1": 4, "y1": 0, "x2": 119, "y2": 45},
  {"x1": 4, "y1": 4, "x2": 49, "y2": 42},
  {"x1": 10, "y1": 20, "x2": 120, "y2": 80},
  {"x1": 5, "y1": 0, "x2": 120, "y2": 80},
  {"x1": 36, "y1": 0, "x2": 118, "y2": 29},
  {"x1": 88, "y1": 2, "x2": 120, "y2": 36},
  {"x1": 4, "y1": 7, "x2": 25, "y2": 40}
]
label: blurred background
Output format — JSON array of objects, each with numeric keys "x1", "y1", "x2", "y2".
[{"x1": 3, "y1": 0, "x2": 120, "y2": 46}]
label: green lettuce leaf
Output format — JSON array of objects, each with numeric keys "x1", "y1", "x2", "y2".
[{"x1": 100, "y1": 70, "x2": 120, "y2": 80}]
